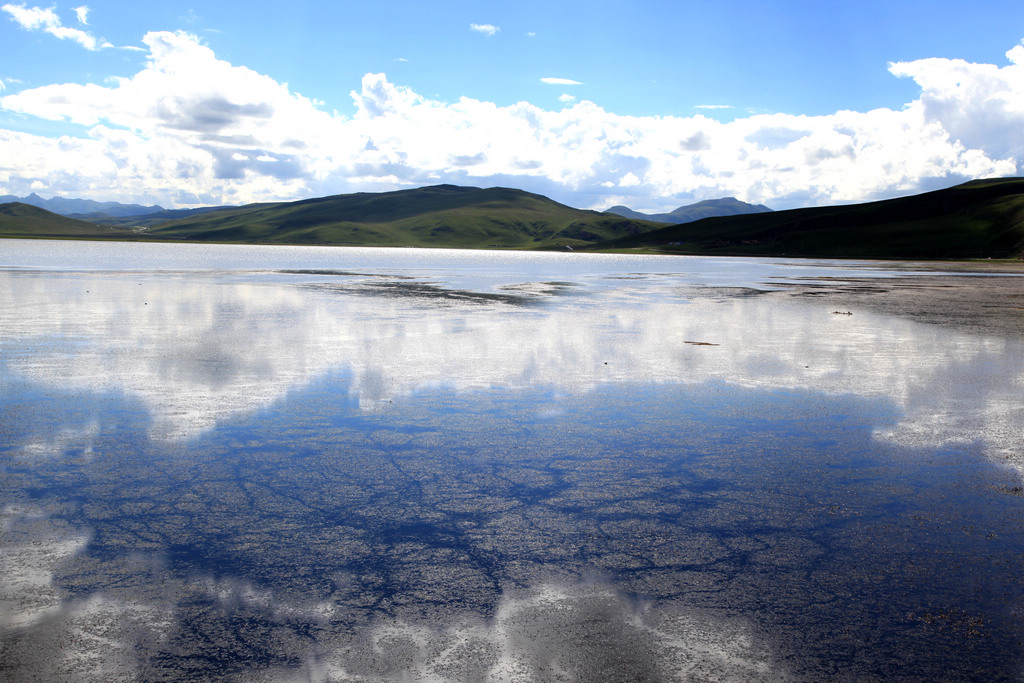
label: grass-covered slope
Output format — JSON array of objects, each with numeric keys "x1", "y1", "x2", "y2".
[
  {"x1": 0, "y1": 202, "x2": 137, "y2": 239},
  {"x1": 8, "y1": 179, "x2": 1024, "y2": 259},
  {"x1": 144, "y1": 185, "x2": 661, "y2": 249},
  {"x1": 592, "y1": 178, "x2": 1024, "y2": 259}
]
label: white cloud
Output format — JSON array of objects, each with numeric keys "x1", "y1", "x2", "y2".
[
  {"x1": 469, "y1": 23, "x2": 498, "y2": 37},
  {"x1": 618, "y1": 171, "x2": 641, "y2": 187},
  {"x1": 2, "y1": 3, "x2": 110, "y2": 50},
  {"x1": 695, "y1": 104, "x2": 732, "y2": 110},
  {"x1": 541, "y1": 77, "x2": 583, "y2": 85},
  {"x1": 2, "y1": 2, "x2": 52, "y2": 29},
  {"x1": 0, "y1": 31, "x2": 1021, "y2": 210},
  {"x1": 889, "y1": 42, "x2": 1024, "y2": 169},
  {"x1": 73, "y1": 4, "x2": 87, "y2": 24},
  {"x1": 559, "y1": 93, "x2": 576, "y2": 104}
]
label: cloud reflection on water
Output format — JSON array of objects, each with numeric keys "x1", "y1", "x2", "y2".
[
  {"x1": 1, "y1": 266, "x2": 1021, "y2": 473},
  {"x1": 3, "y1": 251, "x2": 1024, "y2": 680},
  {"x1": 0, "y1": 506, "x2": 88, "y2": 631}
]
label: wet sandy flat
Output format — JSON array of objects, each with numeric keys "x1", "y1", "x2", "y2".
[{"x1": 770, "y1": 262, "x2": 1024, "y2": 337}]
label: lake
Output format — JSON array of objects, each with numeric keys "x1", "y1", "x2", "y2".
[{"x1": 2, "y1": 239, "x2": 1023, "y2": 681}]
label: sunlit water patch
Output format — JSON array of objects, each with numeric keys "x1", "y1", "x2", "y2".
[{"x1": 2, "y1": 240, "x2": 1024, "y2": 681}]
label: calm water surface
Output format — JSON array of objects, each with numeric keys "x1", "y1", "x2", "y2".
[{"x1": 1, "y1": 240, "x2": 1023, "y2": 681}]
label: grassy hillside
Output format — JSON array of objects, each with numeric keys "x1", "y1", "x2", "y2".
[
  {"x1": 0, "y1": 202, "x2": 137, "y2": 239},
  {"x1": 7, "y1": 179, "x2": 1024, "y2": 259},
  {"x1": 143, "y1": 185, "x2": 660, "y2": 249},
  {"x1": 591, "y1": 178, "x2": 1024, "y2": 259}
]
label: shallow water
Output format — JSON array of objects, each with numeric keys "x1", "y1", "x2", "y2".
[{"x1": 1, "y1": 240, "x2": 1023, "y2": 681}]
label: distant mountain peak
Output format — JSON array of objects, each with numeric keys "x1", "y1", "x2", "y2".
[
  {"x1": 0, "y1": 192, "x2": 165, "y2": 218},
  {"x1": 604, "y1": 197, "x2": 772, "y2": 224}
]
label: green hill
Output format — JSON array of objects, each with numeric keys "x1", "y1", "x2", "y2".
[
  {"x1": 7, "y1": 179, "x2": 1024, "y2": 259},
  {"x1": 0, "y1": 202, "x2": 138, "y2": 239},
  {"x1": 590, "y1": 178, "x2": 1024, "y2": 260},
  {"x1": 142, "y1": 185, "x2": 661, "y2": 249}
]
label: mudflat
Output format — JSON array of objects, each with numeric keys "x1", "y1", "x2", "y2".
[{"x1": 771, "y1": 262, "x2": 1024, "y2": 337}]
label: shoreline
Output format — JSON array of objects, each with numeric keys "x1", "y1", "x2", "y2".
[
  {"x1": 4, "y1": 235, "x2": 1024, "y2": 266},
  {"x1": 768, "y1": 272, "x2": 1024, "y2": 337}
]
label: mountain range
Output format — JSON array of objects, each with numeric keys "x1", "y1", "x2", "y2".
[
  {"x1": 603, "y1": 197, "x2": 772, "y2": 223},
  {"x1": 2, "y1": 179, "x2": 1024, "y2": 260},
  {"x1": 0, "y1": 191, "x2": 768, "y2": 226},
  {"x1": 0, "y1": 185, "x2": 662, "y2": 250},
  {"x1": 0, "y1": 192, "x2": 165, "y2": 218}
]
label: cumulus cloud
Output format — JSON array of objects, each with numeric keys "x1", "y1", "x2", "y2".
[
  {"x1": 73, "y1": 4, "x2": 87, "y2": 24},
  {"x1": 2, "y1": 2, "x2": 110, "y2": 50},
  {"x1": 469, "y1": 23, "x2": 498, "y2": 37},
  {"x1": 889, "y1": 42, "x2": 1024, "y2": 171},
  {"x1": 0, "y1": 31, "x2": 1021, "y2": 210}
]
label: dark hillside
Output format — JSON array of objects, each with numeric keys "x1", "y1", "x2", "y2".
[{"x1": 592, "y1": 178, "x2": 1024, "y2": 259}]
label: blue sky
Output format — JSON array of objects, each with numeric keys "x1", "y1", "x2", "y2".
[{"x1": 2, "y1": 1, "x2": 1024, "y2": 210}]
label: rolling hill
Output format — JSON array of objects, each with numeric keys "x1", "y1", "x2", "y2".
[
  {"x1": 590, "y1": 178, "x2": 1024, "y2": 260},
  {"x1": 4, "y1": 179, "x2": 1024, "y2": 260},
  {"x1": 139, "y1": 184, "x2": 662, "y2": 249},
  {"x1": 0, "y1": 202, "x2": 139, "y2": 239}
]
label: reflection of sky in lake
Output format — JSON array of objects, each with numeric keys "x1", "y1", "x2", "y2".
[{"x1": 2, "y1": 240, "x2": 1023, "y2": 681}]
